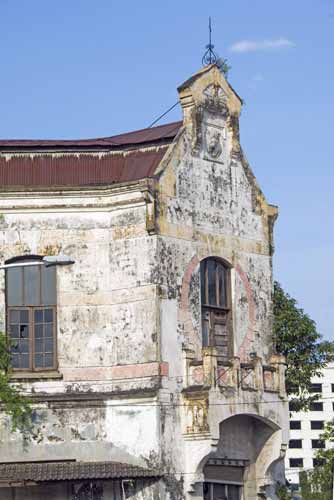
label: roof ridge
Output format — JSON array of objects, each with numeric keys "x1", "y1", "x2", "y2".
[
  {"x1": 0, "y1": 121, "x2": 183, "y2": 146},
  {"x1": 100, "y1": 120, "x2": 182, "y2": 141}
]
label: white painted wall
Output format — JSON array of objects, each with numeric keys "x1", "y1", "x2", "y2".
[{"x1": 285, "y1": 363, "x2": 334, "y2": 487}]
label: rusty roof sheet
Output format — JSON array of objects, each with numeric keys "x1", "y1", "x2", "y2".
[
  {"x1": 0, "y1": 121, "x2": 182, "y2": 149},
  {"x1": 0, "y1": 121, "x2": 183, "y2": 189},
  {"x1": 0, "y1": 147, "x2": 168, "y2": 188},
  {"x1": 0, "y1": 461, "x2": 160, "y2": 484}
]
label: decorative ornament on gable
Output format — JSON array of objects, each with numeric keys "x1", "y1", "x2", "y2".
[
  {"x1": 202, "y1": 17, "x2": 218, "y2": 66},
  {"x1": 203, "y1": 83, "x2": 228, "y2": 115},
  {"x1": 205, "y1": 128, "x2": 223, "y2": 159},
  {"x1": 201, "y1": 17, "x2": 231, "y2": 78}
]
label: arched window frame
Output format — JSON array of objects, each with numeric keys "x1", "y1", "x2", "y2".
[
  {"x1": 200, "y1": 257, "x2": 233, "y2": 362},
  {"x1": 5, "y1": 255, "x2": 57, "y2": 372}
]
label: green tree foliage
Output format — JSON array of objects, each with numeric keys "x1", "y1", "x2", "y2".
[
  {"x1": 299, "y1": 420, "x2": 334, "y2": 499},
  {"x1": 275, "y1": 484, "x2": 293, "y2": 500},
  {"x1": 273, "y1": 281, "x2": 334, "y2": 411},
  {"x1": 0, "y1": 332, "x2": 32, "y2": 434},
  {"x1": 216, "y1": 57, "x2": 231, "y2": 78}
]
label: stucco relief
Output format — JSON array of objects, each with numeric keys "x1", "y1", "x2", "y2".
[
  {"x1": 205, "y1": 128, "x2": 222, "y2": 159},
  {"x1": 203, "y1": 123, "x2": 226, "y2": 164},
  {"x1": 203, "y1": 83, "x2": 227, "y2": 108},
  {"x1": 184, "y1": 394, "x2": 209, "y2": 435}
]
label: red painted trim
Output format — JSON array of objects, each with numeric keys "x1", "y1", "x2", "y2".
[
  {"x1": 235, "y1": 264, "x2": 256, "y2": 362},
  {"x1": 62, "y1": 361, "x2": 169, "y2": 382}
]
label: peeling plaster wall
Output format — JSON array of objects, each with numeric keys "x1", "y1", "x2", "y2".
[
  {"x1": 157, "y1": 130, "x2": 274, "y2": 363},
  {"x1": 0, "y1": 66, "x2": 288, "y2": 500},
  {"x1": 0, "y1": 191, "x2": 163, "y2": 470},
  {"x1": 154, "y1": 66, "x2": 287, "y2": 499},
  {"x1": 0, "y1": 205, "x2": 158, "y2": 368}
]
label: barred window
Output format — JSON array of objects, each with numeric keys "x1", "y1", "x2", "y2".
[{"x1": 6, "y1": 256, "x2": 57, "y2": 371}]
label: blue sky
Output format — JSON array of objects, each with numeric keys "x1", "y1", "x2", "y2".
[{"x1": 1, "y1": 1, "x2": 333, "y2": 339}]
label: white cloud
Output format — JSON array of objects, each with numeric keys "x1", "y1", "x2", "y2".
[
  {"x1": 229, "y1": 38, "x2": 295, "y2": 53},
  {"x1": 248, "y1": 73, "x2": 265, "y2": 91}
]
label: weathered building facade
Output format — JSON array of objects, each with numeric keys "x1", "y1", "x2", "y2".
[{"x1": 0, "y1": 65, "x2": 288, "y2": 499}]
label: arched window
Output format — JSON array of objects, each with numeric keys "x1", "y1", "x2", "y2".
[
  {"x1": 6, "y1": 256, "x2": 57, "y2": 371},
  {"x1": 200, "y1": 258, "x2": 232, "y2": 362}
]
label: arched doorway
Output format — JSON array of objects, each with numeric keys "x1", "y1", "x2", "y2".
[{"x1": 201, "y1": 414, "x2": 280, "y2": 500}]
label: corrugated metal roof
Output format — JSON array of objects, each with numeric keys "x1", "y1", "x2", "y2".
[
  {"x1": 0, "y1": 121, "x2": 182, "y2": 149},
  {"x1": 0, "y1": 148, "x2": 168, "y2": 188},
  {"x1": 0, "y1": 461, "x2": 160, "y2": 484},
  {"x1": 0, "y1": 121, "x2": 182, "y2": 188}
]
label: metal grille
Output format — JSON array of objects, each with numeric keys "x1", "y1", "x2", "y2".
[{"x1": 72, "y1": 482, "x2": 103, "y2": 500}]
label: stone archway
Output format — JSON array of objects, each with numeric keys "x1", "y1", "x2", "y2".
[{"x1": 197, "y1": 414, "x2": 281, "y2": 500}]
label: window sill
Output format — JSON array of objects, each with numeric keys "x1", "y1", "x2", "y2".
[{"x1": 10, "y1": 371, "x2": 63, "y2": 381}]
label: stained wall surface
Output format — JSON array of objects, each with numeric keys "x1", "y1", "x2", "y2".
[{"x1": 0, "y1": 65, "x2": 288, "y2": 500}]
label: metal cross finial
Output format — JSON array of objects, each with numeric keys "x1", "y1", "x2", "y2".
[{"x1": 202, "y1": 16, "x2": 217, "y2": 66}]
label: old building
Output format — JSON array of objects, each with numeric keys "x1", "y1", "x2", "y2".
[{"x1": 0, "y1": 64, "x2": 288, "y2": 499}]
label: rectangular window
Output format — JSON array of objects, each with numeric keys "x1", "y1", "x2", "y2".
[
  {"x1": 309, "y1": 402, "x2": 323, "y2": 411},
  {"x1": 310, "y1": 421, "x2": 324, "y2": 430},
  {"x1": 331, "y1": 384, "x2": 334, "y2": 393},
  {"x1": 289, "y1": 458, "x2": 303, "y2": 468},
  {"x1": 312, "y1": 439, "x2": 325, "y2": 449},
  {"x1": 313, "y1": 458, "x2": 325, "y2": 467},
  {"x1": 289, "y1": 439, "x2": 302, "y2": 449},
  {"x1": 289, "y1": 401, "x2": 299, "y2": 412},
  {"x1": 290, "y1": 421, "x2": 301, "y2": 430},
  {"x1": 204, "y1": 483, "x2": 241, "y2": 500},
  {"x1": 6, "y1": 260, "x2": 57, "y2": 372},
  {"x1": 309, "y1": 383, "x2": 322, "y2": 393},
  {"x1": 201, "y1": 258, "x2": 232, "y2": 363}
]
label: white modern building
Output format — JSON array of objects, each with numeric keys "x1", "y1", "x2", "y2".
[{"x1": 285, "y1": 363, "x2": 334, "y2": 493}]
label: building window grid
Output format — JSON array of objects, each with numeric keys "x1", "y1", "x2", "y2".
[
  {"x1": 310, "y1": 421, "x2": 324, "y2": 430},
  {"x1": 6, "y1": 257, "x2": 57, "y2": 372},
  {"x1": 309, "y1": 383, "x2": 322, "y2": 393},
  {"x1": 311, "y1": 439, "x2": 325, "y2": 449},
  {"x1": 287, "y1": 372, "x2": 334, "y2": 481},
  {"x1": 309, "y1": 401, "x2": 323, "y2": 411},
  {"x1": 289, "y1": 458, "x2": 303, "y2": 468},
  {"x1": 289, "y1": 439, "x2": 302, "y2": 449}
]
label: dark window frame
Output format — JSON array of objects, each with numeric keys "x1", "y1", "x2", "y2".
[
  {"x1": 203, "y1": 482, "x2": 242, "y2": 500},
  {"x1": 311, "y1": 439, "x2": 325, "y2": 449},
  {"x1": 313, "y1": 458, "x2": 325, "y2": 467},
  {"x1": 309, "y1": 383, "x2": 322, "y2": 393},
  {"x1": 310, "y1": 421, "x2": 324, "y2": 430},
  {"x1": 290, "y1": 421, "x2": 301, "y2": 430},
  {"x1": 289, "y1": 458, "x2": 303, "y2": 468},
  {"x1": 6, "y1": 256, "x2": 57, "y2": 372},
  {"x1": 309, "y1": 401, "x2": 323, "y2": 411},
  {"x1": 289, "y1": 439, "x2": 302, "y2": 449},
  {"x1": 200, "y1": 257, "x2": 233, "y2": 363}
]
